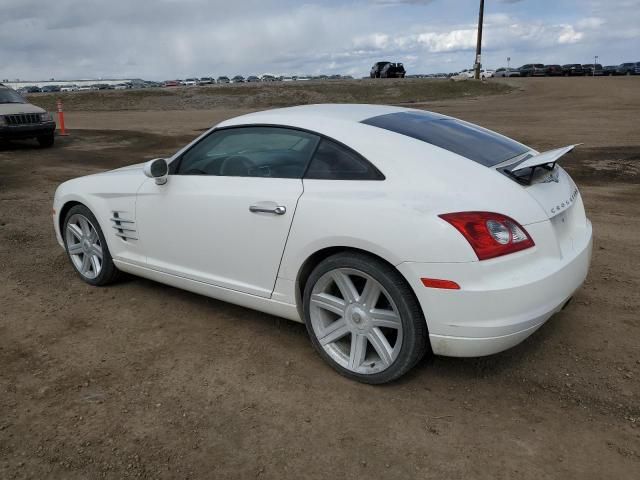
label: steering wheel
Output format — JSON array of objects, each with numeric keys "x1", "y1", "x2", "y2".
[{"x1": 219, "y1": 155, "x2": 254, "y2": 176}]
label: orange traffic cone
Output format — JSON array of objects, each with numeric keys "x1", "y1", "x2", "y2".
[{"x1": 56, "y1": 99, "x2": 69, "y2": 136}]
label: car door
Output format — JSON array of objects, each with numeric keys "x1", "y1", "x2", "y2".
[{"x1": 135, "y1": 126, "x2": 320, "y2": 298}]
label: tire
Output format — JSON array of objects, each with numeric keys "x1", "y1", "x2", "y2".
[
  {"x1": 37, "y1": 133, "x2": 55, "y2": 148},
  {"x1": 303, "y1": 252, "x2": 429, "y2": 384},
  {"x1": 63, "y1": 204, "x2": 120, "y2": 286}
]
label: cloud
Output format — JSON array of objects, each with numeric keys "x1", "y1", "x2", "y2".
[
  {"x1": 557, "y1": 25, "x2": 584, "y2": 44},
  {"x1": 0, "y1": 0, "x2": 637, "y2": 80},
  {"x1": 576, "y1": 17, "x2": 605, "y2": 29},
  {"x1": 416, "y1": 30, "x2": 477, "y2": 52},
  {"x1": 369, "y1": 0, "x2": 435, "y2": 4}
]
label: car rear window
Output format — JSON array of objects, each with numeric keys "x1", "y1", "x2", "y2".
[{"x1": 361, "y1": 111, "x2": 530, "y2": 167}]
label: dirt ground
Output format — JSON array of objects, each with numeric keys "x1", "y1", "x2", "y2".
[{"x1": 1, "y1": 77, "x2": 639, "y2": 479}]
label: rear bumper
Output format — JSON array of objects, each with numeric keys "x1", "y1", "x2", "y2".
[
  {"x1": 0, "y1": 121, "x2": 56, "y2": 139},
  {"x1": 397, "y1": 220, "x2": 592, "y2": 357}
]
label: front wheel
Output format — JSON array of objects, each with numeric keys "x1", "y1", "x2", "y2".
[
  {"x1": 63, "y1": 205, "x2": 120, "y2": 286},
  {"x1": 303, "y1": 252, "x2": 428, "y2": 384}
]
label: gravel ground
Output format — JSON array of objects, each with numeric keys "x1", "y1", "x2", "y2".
[{"x1": 1, "y1": 77, "x2": 638, "y2": 479}]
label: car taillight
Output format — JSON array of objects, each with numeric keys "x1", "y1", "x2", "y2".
[{"x1": 439, "y1": 211, "x2": 535, "y2": 261}]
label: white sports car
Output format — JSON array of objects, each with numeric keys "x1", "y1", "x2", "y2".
[{"x1": 52, "y1": 104, "x2": 592, "y2": 383}]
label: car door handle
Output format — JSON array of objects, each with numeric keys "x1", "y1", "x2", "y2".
[{"x1": 249, "y1": 204, "x2": 287, "y2": 215}]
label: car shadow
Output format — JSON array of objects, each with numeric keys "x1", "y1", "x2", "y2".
[
  {"x1": 108, "y1": 273, "x2": 557, "y2": 387},
  {"x1": 0, "y1": 138, "x2": 45, "y2": 151}
]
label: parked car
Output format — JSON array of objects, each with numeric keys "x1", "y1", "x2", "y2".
[
  {"x1": 518, "y1": 64, "x2": 546, "y2": 77},
  {"x1": 544, "y1": 65, "x2": 564, "y2": 76},
  {"x1": 231, "y1": 75, "x2": 245, "y2": 83},
  {"x1": 182, "y1": 78, "x2": 198, "y2": 86},
  {"x1": 636, "y1": 62, "x2": 640, "y2": 75},
  {"x1": 616, "y1": 62, "x2": 638, "y2": 75},
  {"x1": 0, "y1": 84, "x2": 56, "y2": 147},
  {"x1": 562, "y1": 64, "x2": 584, "y2": 76},
  {"x1": 282, "y1": 76, "x2": 294, "y2": 82},
  {"x1": 602, "y1": 65, "x2": 617, "y2": 76},
  {"x1": 52, "y1": 104, "x2": 592, "y2": 384},
  {"x1": 41, "y1": 85, "x2": 61, "y2": 93},
  {"x1": 216, "y1": 76, "x2": 230, "y2": 84},
  {"x1": 370, "y1": 61, "x2": 389, "y2": 78},
  {"x1": 458, "y1": 69, "x2": 475, "y2": 78},
  {"x1": 198, "y1": 77, "x2": 214, "y2": 85},
  {"x1": 113, "y1": 83, "x2": 129, "y2": 90},
  {"x1": 582, "y1": 64, "x2": 604, "y2": 76},
  {"x1": 163, "y1": 80, "x2": 181, "y2": 87},
  {"x1": 246, "y1": 76, "x2": 261, "y2": 83},
  {"x1": 380, "y1": 62, "x2": 406, "y2": 78},
  {"x1": 261, "y1": 75, "x2": 277, "y2": 82},
  {"x1": 22, "y1": 86, "x2": 42, "y2": 93},
  {"x1": 494, "y1": 68, "x2": 519, "y2": 78},
  {"x1": 452, "y1": 69, "x2": 490, "y2": 80},
  {"x1": 371, "y1": 61, "x2": 406, "y2": 79},
  {"x1": 60, "y1": 85, "x2": 78, "y2": 92},
  {"x1": 77, "y1": 85, "x2": 94, "y2": 91}
]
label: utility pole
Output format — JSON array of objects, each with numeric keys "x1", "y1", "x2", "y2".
[{"x1": 474, "y1": 0, "x2": 485, "y2": 80}]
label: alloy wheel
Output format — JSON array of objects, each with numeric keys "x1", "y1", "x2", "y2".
[
  {"x1": 309, "y1": 268, "x2": 403, "y2": 375},
  {"x1": 65, "y1": 213, "x2": 103, "y2": 279}
]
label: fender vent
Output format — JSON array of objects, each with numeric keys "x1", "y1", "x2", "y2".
[{"x1": 110, "y1": 211, "x2": 138, "y2": 241}]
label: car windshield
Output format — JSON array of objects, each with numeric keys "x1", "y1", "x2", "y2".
[
  {"x1": 0, "y1": 88, "x2": 26, "y2": 104},
  {"x1": 362, "y1": 111, "x2": 530, "y2": 167}
]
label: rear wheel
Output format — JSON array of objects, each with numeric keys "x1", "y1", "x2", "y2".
[
  {"x1": 63, "y1": 205, "x2": 120, "y2": 286},
  {"x1": 303, "y1": 252, "x2": 428, "y2": 384},
  {"x1": 37, "y1": 133, "x2": 54, "y2": 148}
]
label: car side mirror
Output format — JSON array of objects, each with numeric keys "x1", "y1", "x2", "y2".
[{"x1": 143, "y1": 158, "x2": 168, "y2": 185}]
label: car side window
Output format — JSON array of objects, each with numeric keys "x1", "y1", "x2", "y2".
[
  {"x1": 176, "y1": 127, "x2": 320, "y2": 178},
  {"x1": 304, "y1": 138, "x2": 384, "y2": 180}
]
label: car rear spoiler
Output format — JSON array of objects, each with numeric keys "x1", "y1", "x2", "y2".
[
  {"x1": 510, "y1": 144, "x2": 581, "y2": 172},
  {"x1": 503, "y1": 144, "x2": 581, "y2": 185}
]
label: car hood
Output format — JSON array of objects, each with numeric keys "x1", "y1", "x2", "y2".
[
  {"x1": 0, "y1": 103, "x2": 46, "y2": 114},
  {"x1": 100, "y1": 162, "x2": 146, "y2": 174}
]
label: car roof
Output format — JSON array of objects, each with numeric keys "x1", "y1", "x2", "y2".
[{"x1": 220, "y1": 104, "x2": 419, "y2": 126}]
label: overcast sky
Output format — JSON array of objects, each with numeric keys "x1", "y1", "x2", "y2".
[{"x1": 1, "y1": 0, "x2": 638, "y2": 81}]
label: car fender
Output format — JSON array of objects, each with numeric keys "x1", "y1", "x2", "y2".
[
  {"x1": 54, "y1": 173, "x2": 147, "y2": 264},
  {"x1": 278, "y1": 189, "x2": 479, "y2": 284}
]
